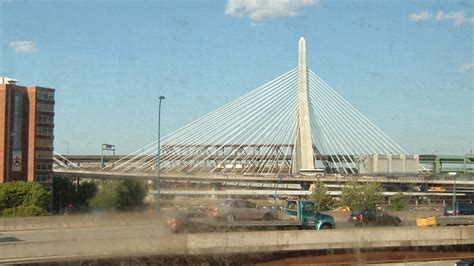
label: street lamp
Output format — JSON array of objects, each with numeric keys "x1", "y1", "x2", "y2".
[{"x1": 156, "y1": 96, "x2": 165, "y2": 212}]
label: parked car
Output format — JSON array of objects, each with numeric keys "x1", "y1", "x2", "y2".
[
  {"x1": 455, "y1": 259, "x2": 474, "y2": 266},
  {"x1": 166, "y1": 210, "x2": 208, "y2": 233},
  {"x1": 444, "y1": 202, "x2": 474, "y2": 216},
  {"x1": 208, "y1": 199, "x2": 276, "y2": 222},
  {"x1": 349, "y1": 208, "x2": 401, "y2": 226}
]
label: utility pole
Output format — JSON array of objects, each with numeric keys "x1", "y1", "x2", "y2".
[
  {"x1": 450, "y1": 172, "x2": 457, "y2": 215},
  {"x1": 156, "y1": 96, "x2": 165, "y2": 212}
]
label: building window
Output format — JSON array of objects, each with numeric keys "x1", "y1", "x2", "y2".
[
  {"x1": 36, "y1": 163, "x2": 52, "y2": 171},
  {"x1": 36, "y1": 138, "x2": 54, "y2": 148},
  {"x1": 37, "y1": 115, "x2": 54, "y2": 124},
  {"x1": 36, "y1": 150, "x2": 53, "y2": 159},
  {"x1": 37, "y1": 103, "x2": 54, "y2": 113},
  {"x1": 35, "y1": 174, "x2": 52, "y2": 183},
  {"x1": 37, "y1": 90, "x2": 54, "y2": 101},
  {"x1": 37, "y1": 126, "x2": 54, "y2": 136}
]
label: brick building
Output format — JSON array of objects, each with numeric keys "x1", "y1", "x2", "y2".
[{"x1": 0, "y1": 77, "x2": 55, "y2": 185}]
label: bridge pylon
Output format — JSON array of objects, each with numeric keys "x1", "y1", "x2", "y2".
[{"x1": 292, "y1": 37, "x2": 315, "y2": 173}]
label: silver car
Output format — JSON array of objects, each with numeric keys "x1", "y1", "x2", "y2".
[{"x1": 208, "y1": 199, "x2": 276, "y2": 222}]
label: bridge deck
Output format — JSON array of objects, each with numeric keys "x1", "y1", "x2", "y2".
[{"x1": 53, "y1": 169, "x2": 474, "y2": 185}]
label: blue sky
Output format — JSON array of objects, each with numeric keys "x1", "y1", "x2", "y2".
[{"x1": 1, "y1": 0, "x2": 472, "y2": 155}]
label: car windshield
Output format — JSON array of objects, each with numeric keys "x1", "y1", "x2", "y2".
[
  {"x1": 219, "y1": 200, "x2": 233, "y2": 207},
  {"x1": 303, "y1": 202, "x2": 315, "y2": 212},
  {"x1": 174, "y1": 213, "x2": 190, "y2": 220}
]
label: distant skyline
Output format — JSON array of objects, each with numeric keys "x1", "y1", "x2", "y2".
[{"x1": 1, "y1": 0, "x2": 472, "y2": 155}]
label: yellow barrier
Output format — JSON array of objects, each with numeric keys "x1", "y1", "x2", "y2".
[
  {"x1": 416, "y1": 216, "x2": 437, "y2": 227},
  {"x1": 333, "y1": 207, "x2": 351, "y2": 212}
]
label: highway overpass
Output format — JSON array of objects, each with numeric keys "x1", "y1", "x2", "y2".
[{"x1": 53, "y1": 169, "x2": 474, "y2": 185}]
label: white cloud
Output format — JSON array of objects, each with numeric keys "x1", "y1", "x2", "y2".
[
  {"x1": 10, "y1": 41, "x2": 37, "y2": 53},
  {"x1": 225, "y1": 0, "x2": 319, "y2": 21},
  {"x1": 436, "y1": 11, "x2": 474, "y2": 27},
  {"x1": 461, "y1": 63, "x2": 474, "y2": 72},
  {"x1": 409, "y1": 11, "x2": 433, "y2": 22}
]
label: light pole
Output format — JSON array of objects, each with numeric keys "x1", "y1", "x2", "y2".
[
  {"x1": 156, "y1": 96, "x2": 165, "y2": 212},
  {"x1": 449, "y1": 172, "x2": 457, "y2": 215}
]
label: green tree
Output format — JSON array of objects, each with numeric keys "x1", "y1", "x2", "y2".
[
  {"x1": 76, "y1": 181, "x2": 97, "y2": 205},
  {"x1": 2, "y1": 206, "x2": 47, "y2": 217},
  {"x1": 90, "y1": 180, "x2": 148, "y2": 211},
  {"x1": 90, "y1": 181, "x2": 122, "y2": 210},
  {"x1": 341, "y1": 181, "x2": 383, "y2": 210},
  {"x1": 388, "y1": 193, "x2": 407, "y2": 211},
  {"x1": 53, "y1": 177, "x2": 97, "y2": 212},
  {"x1": 0, "y1": 181, "x2": 51, "y2": 217},
  {"x1": 309, "y1": 181, "x2": 334, "y2": 211},
  {"x1": 118, "y1": 179, "x2": 147, "y2": 208}
]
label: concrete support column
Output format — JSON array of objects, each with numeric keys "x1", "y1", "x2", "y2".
[
  {"x1": 388, "y1": 154, "x2": 392, "y2": 174},
  {"x1": 292, "y1": 37, "x2": 315, "y2": 173},
  {"x1": 401, "y1": 154, "x2": 406, "y2": 173},
  {"x1": 373, "y1": 155, "x2": 379, "y2": 173}
]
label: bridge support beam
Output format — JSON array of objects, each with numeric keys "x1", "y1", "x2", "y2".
[{"x1": 292, "y1": 37, "x2": 315, "y2": 173}]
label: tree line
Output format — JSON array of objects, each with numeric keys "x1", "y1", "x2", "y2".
[
  {"x1": 0, "y1": 178, "x2": 148, "y2": 217},
  {"x1": 1, "y1": 178, "x2": 407, "y2": 217},
  {"x1": 310, "y1": 181, "x2": 407, "y2": 211}
]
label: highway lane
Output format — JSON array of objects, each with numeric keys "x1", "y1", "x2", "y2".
[
  {"x1": 2, "y1": 223, "x2": 170, "y2": 242},
  {"x1": 1, "y1": 209, "x2": 439, "y2": 243},
  {"x1": 0, "y1": 205, "x2": 442, "y2": 248},
  {"x1": 0, "y1": 210, "x2": 467, "y2": 265}
]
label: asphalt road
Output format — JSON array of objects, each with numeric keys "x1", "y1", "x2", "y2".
[
  {"x1": 0, "y1": 209, "x2": 461, "y2": 265},
  {"x1": 2, "y1": 224, "x2": 170, "y2": 242},
  {"x1": 0, "y1": 208, "x2": 442, "y2": 244}
]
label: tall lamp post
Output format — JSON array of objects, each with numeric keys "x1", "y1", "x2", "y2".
[
  {"x1": 156, "y1": 96, "x2": 165, "y2": 212},
  {"x1": 449, "y1": 172, "x2": 457, "y2": 215}
]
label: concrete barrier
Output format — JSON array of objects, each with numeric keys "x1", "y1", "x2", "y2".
[
  {"x1": 0, "y1": 235, "x2": 187, "y2": 263},
  {"x1": 186, "y1": 226, "x2": 474, "y2": 254},
  {"x1": 0, "y1": 213, "x2": 163, "y2": 232},
  {"x1": 1, "y1": 226, "x2": 474, "y2": 263}
]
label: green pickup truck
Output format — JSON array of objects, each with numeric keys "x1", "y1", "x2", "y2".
[{"x1": 284, "y1": 199, "x2": 335, "y2": 230}]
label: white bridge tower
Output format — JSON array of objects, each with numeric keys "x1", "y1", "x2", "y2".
[{"x1": 292, "y1": 37, "x2": 315, "y2": 173}]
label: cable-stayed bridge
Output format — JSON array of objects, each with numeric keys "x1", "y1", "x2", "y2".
[
  {"x1": 57, "y1": 37, "x2": 410, "y2": 177},
  {"x1": 55, "y1": 36, "x2": 461, "y2": 193}
]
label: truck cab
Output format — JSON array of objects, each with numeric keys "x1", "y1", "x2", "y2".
[{"x1": 285, "y1": 200, "x2": 335, "y2": 229}]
